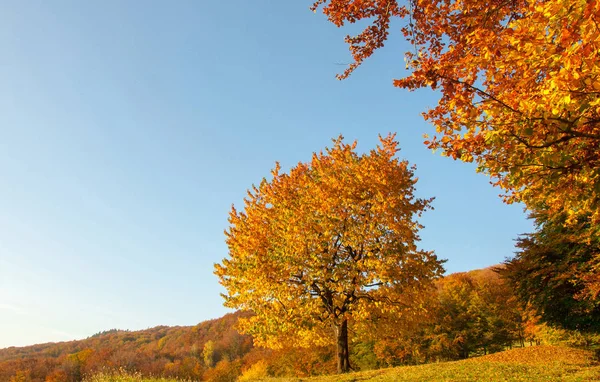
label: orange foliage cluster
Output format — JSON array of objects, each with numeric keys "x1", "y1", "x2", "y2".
[
  {"x1": 312, "y1": 0, "x2": 600, "y2": 307},
  {"x1": 313, "y1": 0, "x2": 600, "y2": 222}
]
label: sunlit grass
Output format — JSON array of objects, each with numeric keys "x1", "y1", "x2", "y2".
[{"x1": 84, "y1": 370, "x2": 184, "y2": 382}]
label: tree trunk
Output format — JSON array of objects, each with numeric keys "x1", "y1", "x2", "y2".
[
  {"x1": 336, "y1": 319, "x2": 351, "y2": 373},
  {"x1": 460, "y1": 347, "x2": 469, "y2": 359}
]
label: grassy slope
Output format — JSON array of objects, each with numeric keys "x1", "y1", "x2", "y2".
[
  {"x1": 271, "y1": 346, "x2": 600, "y2": 382},
  {"x1": 86, "y1": 376, "x2": 180, "y2": 382}
]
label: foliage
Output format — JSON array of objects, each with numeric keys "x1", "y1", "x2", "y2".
[
  {"x1": 9, "y1": 369, "x2": 31, "y2": 382},
  {"x1": 215, "y1": 134, "x2": 444, "y2": 372},
  {"x1": 239, "y1": 360, "x2": 270, "y2": 381},
  {"x1": 0, "y1": 312, "x2": 250, "y2": 382},
  {"x1": 312, "y1": 0, "x2": 600, "y2": 228},
  {"x1": 363, "y1": 267, "x2": 526, "y2": 364},
  {"x1": 502, "y1": 211, "x2": 600, "y2": 332},
  {"x1": 434, "y1": 268, "x2": 524, "y2": 358},
  {"x1": 202, "y1": 359, "x2": 241, "y2": 382},
  {"x1": 202, "y1": 340, "x2": 216, "y2": 368},
  {"x1": 349, "y1": 341, "x2": 381, "y2": 371},
  {"x1": 91, "y1": 330, "x2": 120, "y2": 338},
  {"x1": 266, "y1": 346, "x2": 337, "y2": 377},
  {"x1": 532, "y1": 323, "x2": 600, "y2": 349}
]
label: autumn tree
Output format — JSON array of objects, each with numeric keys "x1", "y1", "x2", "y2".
[
  {"x1": 215, "y1": 135, "x2": 444, "y2": 373},
  {"x1": 502, "y1": 211, "x2": 600, "y2": 332},
  {"x1": 202, "y1": 340, "x2": 216, "y2": 368},
  {"x1": 312, "y1": 0, "x2": 599, "y2": 220},
  {"x1": 9, "y1": 370, "x2": 31, "y2": 382}
]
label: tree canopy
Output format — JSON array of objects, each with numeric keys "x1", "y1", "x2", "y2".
[
  {"x1": 215, "y1": 135, "x2": 444, "y2": 373},
  {"x1": 502, "y1": 211, "x2": 600, "y2": 332},
  {"x1": 312, "y1": 0, "x2": 600, "y2": 228}
]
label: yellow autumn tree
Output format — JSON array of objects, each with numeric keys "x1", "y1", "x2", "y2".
[{"x1": 215, "y1": 135, "x2": 444, "y2": 373}]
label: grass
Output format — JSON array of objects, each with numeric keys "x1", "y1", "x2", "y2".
[
  {"x1": 84, "y1": 370, "x2": 183, "y2": 382},
  {"x1": 269, "y1": 345, "x2": 600, "y2": 382}
]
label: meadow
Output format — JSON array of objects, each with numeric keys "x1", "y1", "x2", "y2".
[{"x1": 85, "y1": 371, "x2": 182, "y2": 382}]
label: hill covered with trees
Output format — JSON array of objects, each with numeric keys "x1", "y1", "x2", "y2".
[{"x1": 2, "y1": 267, "x2": 579, "y2": 381}]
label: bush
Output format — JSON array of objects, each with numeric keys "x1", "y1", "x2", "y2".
[{"x1": 238, "y1": 360, "x2": 269, "y2": 381}]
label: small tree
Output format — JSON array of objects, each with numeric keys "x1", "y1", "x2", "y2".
[
  {"x1": 215, "y1": 135, "x2": 444, "y2": 373},
  {"x1": 202, "y1": 340, "x2": 216, "y2": 368}
]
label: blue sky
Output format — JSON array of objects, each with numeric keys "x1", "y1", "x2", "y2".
[{"x1": 0, "y1": 1, "x2": 532, "y2": 349}]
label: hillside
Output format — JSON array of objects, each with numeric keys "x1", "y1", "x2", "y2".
[
  {"x1": 0, "y1": 266, "x2": 581, "y2": 381},
  {"x1": 0, "y1": 311, "x2": 255, "y2": 381},
  {"x1": 0, "y1": 310, "x2": 337, "y2": 381}
]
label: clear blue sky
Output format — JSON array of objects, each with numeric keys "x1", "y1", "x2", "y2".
[{"x1": 0, "y1": 1, "x2": 532, "y2": 349}]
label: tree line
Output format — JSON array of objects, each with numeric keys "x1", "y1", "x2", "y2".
[{"x1": 5, "y1": 266, "x2": 579, "y2": 381}]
